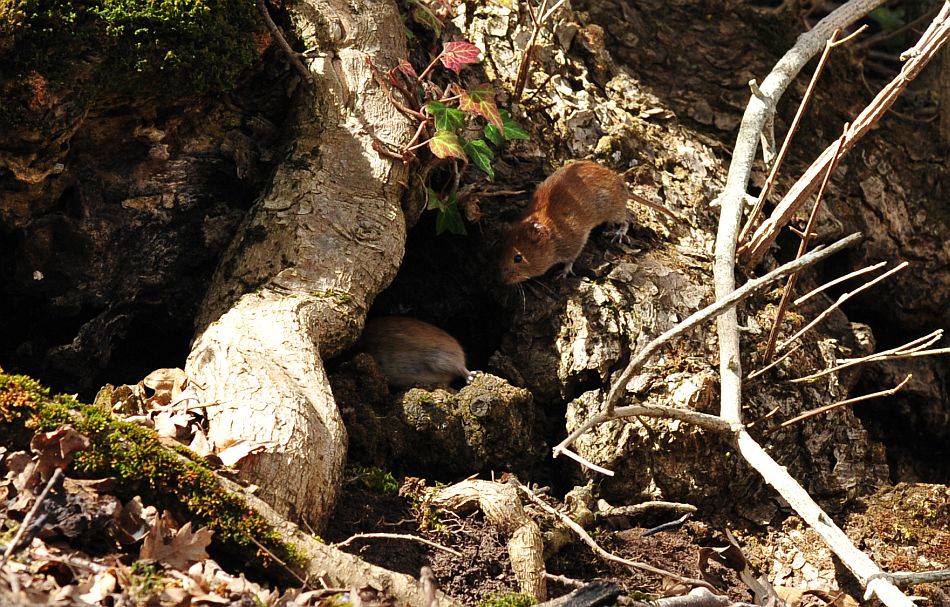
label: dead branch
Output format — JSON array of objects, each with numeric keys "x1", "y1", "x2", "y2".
[
  {"x1": 873, "y1": 569, "x2": 950, "y2": 586},
  {"x1": 776, "y1": 261, "x2": 908, "y2": 352},
  {"x1": 597, "y1": 231, "x2": 863, "y2": 417},
  {"x1": 515, "y1": 483, "x2": 718, "y2": 593},
  {"x1": 776, "y1": 373, "x2": 912, "y2": 429},
  {"x1": 629, "y1": 587, "x2": 759, "y2": 607},
  {"x1": 789, "y1": 329, "x2": 946, "y2": 383},
  {"x1": 741, "y1": 2, "x2": 950, "y2": 265},
  {"x1": 713, "y1": 0, "x2": 885, "y2": 425},
  {"x1": 256, "y1": 0, "x2": 314, "y2": 86}
]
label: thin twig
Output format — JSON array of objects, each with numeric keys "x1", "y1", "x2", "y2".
[
  {"x1": 0, "y1": 468, "x2": 62, "y2": 567},
  {"x1": 776, "y1": 261, "x2": 909, "y2": 352},
  {"x1": 332, "y1": 532, "x2": 462, "y2": 557},
  {"x1": 256, "y1": 0, "x2": 313, "y2": 86},
  {"x1": 793, "y1": 261, "x2": 887, "y2": 306},
  {"x1": 515, "y1": 483, "x2": 718, "y2": 592},
  {"x1": 747, "y1": 343, "x2": 802, "y2": 380},
  {"x1": 789, "y1": 330, "x2": 945, "y2": 383},
  {"x1": 761, "y1": 125, "x2": 850, "y2": 364},
  {"x1": 870, "y1": 569, "x2": 950, "y2": 586},
  {"x1": 514, "y1": 0, "x2": 552, "y2": 100},
  {"x1": 248, "y1": 535, "x2": 310, "y2": 588},
  {"x1": 598, "y1": 232, "x2": 863, "y2": 417},
  {"x1": 737, "y1": 29, "x2": 842, "y2": 246},
  {"x1": 777, "y1": 374, "x2": 912, "y2": 429}
]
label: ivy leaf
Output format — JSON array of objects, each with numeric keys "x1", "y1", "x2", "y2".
[
  {"x1": 428, "y1": 129, "x2": 466, "y2": 160},
  {"x1": 459, "y1": 83, "x2": 503, "y2": 130},
  {"x1": 426, "y1": 187, "x2": 444, "y2": 211},
  {"x1": 440, "y1": 41, "x2": 481, "y2": 74},
  {"x1": 396, "y1": 59, "x2": 417, "y2": 79},
  {"x1": 463, "y1": 138, "x2": 495, "y2": 180},
  {"x1": 435, "y1": 193, "x2": 467, "y2": 235},
  {"x1": 484, "y1": 123, "x2": 503, "y2": 147},
  {"x1": 501, "y1": 112, "x2": 530, "y2": 140},
  {"x1": 425, "y1": 101, "x2": 465, "y2": 132}
]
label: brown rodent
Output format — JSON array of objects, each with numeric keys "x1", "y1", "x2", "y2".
[
  {"x1": 357, "y1": 316, "x2": 474, "y2": 388},
  {"x1": 499, "y1": 160, "x2": 675, "y2": 284}
]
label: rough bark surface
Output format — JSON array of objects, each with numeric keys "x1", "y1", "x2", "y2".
[{"x1": 185, "y1": 0, "x2": 413, "y2": 529}]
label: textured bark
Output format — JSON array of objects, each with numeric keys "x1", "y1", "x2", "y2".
[{"x1": 185, "y1": 0, "x2": 413, "y2": 529}]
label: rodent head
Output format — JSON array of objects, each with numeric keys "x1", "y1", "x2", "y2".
[{"x1": 499, "y1": 219, "x2": 557, "y2": 284}]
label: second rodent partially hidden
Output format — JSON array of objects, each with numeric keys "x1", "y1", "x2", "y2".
[
  {"x1": 357, "y1": 316, "x2": 474, "y2": 388},
  {"x1": 499, "y1": 160, "x2": 674, "y2": 284}
]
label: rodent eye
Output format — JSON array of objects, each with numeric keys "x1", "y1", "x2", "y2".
[{"x1": 513, "y1": 254, "x2": 523, "y2": 264}]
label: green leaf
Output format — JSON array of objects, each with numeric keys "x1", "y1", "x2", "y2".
[
  {"x1": 428, "y1": 130, "x2": 466, "y2": 160},
  {"x1": 484, "y1": 123, "x2": 503, "y2": 147},
  {"x1": 425, "y1": 101, "x2": 465, "y2": 132},
  {"x1": 502, "y1": 114, "x2": 530, "y2": 140},
  {"x1": 463, "y1": 138, "x2": 495, "y2": 180},
  {"x1": 435, "y1": 193, "x2": 467, "y2": 235},
  {"x1": 459, "y1": 83, "x2": 503, "y2": 130},
  {"x1": 425, "y1": 187, "x2": 444, "y2": 211}
]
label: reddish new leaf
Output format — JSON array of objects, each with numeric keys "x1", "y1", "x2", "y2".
[
  {"x1": 396, "y1": 59, "x2": 418, "y2": 79},
  {"x1": 428, "y1": 130, "x2": 466, "y2": 160},
  {"x1": 440, "y1": 41, "x2": 481, "y2": 74},
  {"x1": 459, "y1": 83, "x2": 503, "y2": 130}
]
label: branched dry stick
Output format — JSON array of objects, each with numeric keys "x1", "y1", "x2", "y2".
[
  {"x1": 515, "y1": 482, "x2": 719, "y2": 593},
  {"x1": 711, "y1": 3, "x2": 945, "y2": 606},
  {"x1": 776, "y1": 261, "x2": 908, "y2": 352},
  {"x1": 593, "y1": 231, "x2": 863, "y2": 419},
  {"x1": 761, "y1": 126, "x2": 850, "y2": 364},
  {"x1": 742, "y1": 2, "x2": 950, "y2": 265},
  {"x1": 789, "y1": 329, "x2": 947, "y2": 383},
  {"x1": 737, "y1": 27, "x2": 860, "y2": 246},
  {"x1": 777, "y1": 373, "x2": 912, "y2": 430},
  {"x1": 332, "y1": 532, "x2": 462, "y2": 557}
]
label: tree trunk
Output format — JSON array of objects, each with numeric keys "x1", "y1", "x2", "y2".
[{"x1": 185, "y1": 0, "x2": 413, "y2": 530}]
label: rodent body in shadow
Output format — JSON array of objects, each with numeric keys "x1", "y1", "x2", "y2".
[
  {"x1": 499, "y1": 160, "x2": 675, "y2": 284},
  {"x1": 357, "y1": 316, "x2": 474, "y2": 388}
]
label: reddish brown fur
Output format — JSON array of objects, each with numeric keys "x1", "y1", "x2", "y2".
[
  {"x1": 499, "y1": 161, "x2": 631, "y2": 284},
  {"x1": 358, "y1": 316, "x2": 472, "y2": 388}
]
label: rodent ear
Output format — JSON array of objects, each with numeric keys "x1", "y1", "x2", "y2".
[{"x1": 526, "y1": 220, "x2": 548, "y2": 243}]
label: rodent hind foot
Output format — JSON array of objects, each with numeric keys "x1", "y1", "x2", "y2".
[
  {"x1": 605, "y1": 222, "x2": 632, "y2": 244},
  {"x1": 556, "y1": 261, "x2": 576, "y2": 279}
]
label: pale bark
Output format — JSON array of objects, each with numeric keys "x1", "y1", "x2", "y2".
[{"x1": 185, "y1": 0, "x2": 413, "y2": 530}]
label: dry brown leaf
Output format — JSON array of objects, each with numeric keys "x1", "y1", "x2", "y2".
[
  {"x1": 141, "y1": 511, "x2": 213, "y2": 570},
  {"x1": 30, "y1": 426, "x2": 90, "y2": 480},
  {"x1": 77, "y1": 570, "x2": 118, "y2": 604},
  {"x1": 189, "y1": 429, "x2": 213, "y2": 458},
  {"x1": 153, "y1": 410, "x2": 191, "y2": 439}
]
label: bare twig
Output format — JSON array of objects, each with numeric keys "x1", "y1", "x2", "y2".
[
  {"x1": 747, "y1": 343, "x2": 802, "y2": 380},
  {"x1": 742, "y1": 2, "x2": 950, "y2": 265},
  {"x1": 332, "y1": 532, "x2": 462, "y2": 557},
  {"x1": 514, "y1": 0, "x2": 564, "y2": 100},
  {"x1": 776, "y1": 261, "x2": 909, "y2": 352},
  {"x1": 871, "y1": 569, "x2": 950, "y2": 586},
  {"x1": 789, "y1": 329, "x2": 946, "y2": 383},
  {"x1": 515, "y1": 483, "x2": 718, "y2": 592},
  {"x1": 256, "y1": 0, "x2": 314, "y2": 86},
  {"x1": 776, "y1": 374, "x2": 912, "y2": 429},
  {"x1": 597, "y1": 232, "x2": 862, "y2": 417},
  {"x1": 248, "y1": 535, "x2": 310, "y2": 587},
  {"x1": 761, "y1": 126, "x2": 849, "y2": 364},
  {"x1": 793, "y1": 261, "x2": 888, "y2": 306},
  {"x1": 0, "y1": 468, "x2": 62, "y2": 567}
]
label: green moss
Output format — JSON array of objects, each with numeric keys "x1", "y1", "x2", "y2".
[
  {"x1": 480, "y1": 592, "x2": 535, "y2": 607},
  {"x1": 0, "y1": 369, "x2": 305, "y2": 575},
  {"x1": 0, "y1": 0, "x2": 260, "y2": 127}
]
